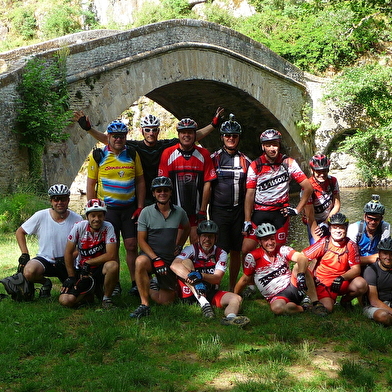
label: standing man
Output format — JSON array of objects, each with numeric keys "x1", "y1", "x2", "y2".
[
  {"x1": 75, "y1": 108, "x2": 224, "y2": 206},
  {"x1": 363, "y1": 238, "x2": 392, "y2": 326},
  {"x1": 303, "y1": 154, "x2": 341, "y2": 244},
  {"x1": 87, "y1": 120, "x2": 145, "y2": 295},
  {"x1": 14, "y1": 184, "x2": 82, "y2": 297},
  {"x1": 59, "y1": 199, "x2": 119, "y2": 309},
  {"x1": 242, "y1": 129, "x2": 313, "y2": 250},
  {"x1": 209, "y1": 114, "x2": 251, "y2": 290},
  {"x1": 130, "y1": 176, "x2": 190, "y2": 318},
  {"x1": 347, "y1": 195, "x2": 390, "y2": 265},
  {"x1": 234, "y1": 223, "x2": 327, "y2": 316},
  {"x1": 171, "y1": 220, "x2": 250, "y2": 326},
  {"x1": 303, "y1": 213, "x2": 368, "y2": 313},
  {"x1": 158, "y1": 118, "x2": 217, "y2": 244}
]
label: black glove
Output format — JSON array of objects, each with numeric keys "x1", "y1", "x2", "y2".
[
  {"x1": 242, "y1": 221, "x2": 252, "y2": 235},
  {"x1": 77, "y1": 115, "x2": 92, "y2": 131},
  {"x1": 195, "y1": 281, "x2": 207, "y2": 297},
  {"x1": 196, "y1": 211, "x2": 207, "y2": 222},
  {"x1": 187, "y1": 271, "x2": 203, "y2": 284},
  {"x1": 62, "y1": 276, "x2": 76, "y2": 289},
  {"x1": 331, "y1": 276, "x2": 345, "y2": 293},
  {"x1": 17, "y1": 253, "x2": 30, "y2": 272},
  {"x1": 296, "y1": 272, "x2": 308, "y2": 292},
  {"x1": 153, "y1": 257, "x2": 167, "y2": 275},
  {"x1": 282, "y1": 207, "x2": 298, "y2": 217},
  {"x1": 80, "y1": 262, "x2": 91, "y2": 277}
]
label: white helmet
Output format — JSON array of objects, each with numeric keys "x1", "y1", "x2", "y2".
[
  {"x1": 140, "y1": 114, "x2": 160, "y2": 128},
  {"x1": 85, "y1": 199, "x2": 107, "y2": 215},
  {"x1": 255, "y1": 223, "x2": 276, "y2": 238},
  {"x1": 48, "y1": 184, "x2": 70, "y2": 197}
]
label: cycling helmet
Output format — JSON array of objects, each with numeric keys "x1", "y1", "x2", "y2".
[
  {"x1": 107, "y1": 120, "x2": 128, "y2": 134},
  {"x1": 260, "y1": 129, "x2": 282, "y2": 143},
  {"x1": 363, "y1": 195, "x2": 385, "y2": 215},
  {"x1": 220, "y1": 113, "x2": 242, "y2": 135},
  {"x1": 378, "y1": 237, "x2": 392, "y2": 252},
  {"x1": 254, "y1": 223, "x2": 276, "y2": 238},
  {"x1": 140, "y1": 114, "x2": 160, "y2": 128},
  {"x1": 328, "y1": 212, "x2": 349, "y2": 226},
  {"x1": 85, "y1": 198, "x2": 107, "y2": 215},
  {"x1": 48, "y1": 184, "x2": 70, "y2": 197},
  {"x1": 177, "y1": 118, "x2": 198, "y2": 131},
  {"x1": 309, "y1": 154, "x2": 330, "y2": 171},
  {"x1": 151, "y1": 176, "x2": 173, "y2": 191},
  {"x1": 197, "y1": 220, "x2": 219, "y2": 235}
]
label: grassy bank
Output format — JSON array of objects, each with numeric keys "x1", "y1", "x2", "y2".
[{"x1": 1, "y1": 234, "x2": 392, "y2": 392}]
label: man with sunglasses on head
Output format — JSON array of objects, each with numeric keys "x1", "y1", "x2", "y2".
[
  {"x1": 14, "y1": 184, "x2": 82, "y2": 298},
  {"x1": 347, "y1": 195, "x2": 390, "y2": 266},
  {"x1": 209, "y1": 114, "x2": 251, "y2": 290},
  {"x1": 74, "y1": 108, "x2": 224, "y2": 206},
  {"x1": 86, "y1": 120, "x2": 145, "y2": 296}
]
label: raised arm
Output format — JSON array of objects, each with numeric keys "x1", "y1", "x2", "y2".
[
  {"x1": 195, "y1": 107, "x2": 224, "y2": 141},
  {"x1": 74, "y1": 111, "x2": 108, "y2": 144}
]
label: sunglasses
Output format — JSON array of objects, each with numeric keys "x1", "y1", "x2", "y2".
[
  {"x1": 51, "y1": 196, "x2": 69, "y2": 202},
  {"x1": 143, "y1": 128, "x2": 159, "y2": 133},
  {"x1": 154, "y1": 187, "x2": 171, "y2": 193},
  {"x1": 111, "y1": 134, "x2": 126, "y2": 139},
  {"x1": 223, "y1": 134, "x2": 239, "y2": 139}
]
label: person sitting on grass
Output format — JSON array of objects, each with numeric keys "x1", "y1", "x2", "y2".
[
  {"x1": 171, "y1": 220, "x2": 250, "y2": 326},
  {"x1": 363, "y1": 238, "x2": 392, "y2": 326},
  {"x1": 59, "y1": 199, "x2": 119, "y2": 309},
  {"x1": 302, "y1": 212, "x2": 368, "y2": 313},
  {"x1": 234, "y1": 222, "x2": 328, "y2": 316}
]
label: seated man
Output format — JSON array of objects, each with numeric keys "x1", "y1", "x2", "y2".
[
  {"x1": 171, "y1": 220, "x2": 250, "y2": 326},
  {"x1": 14, "y1": 184, "x2": 82, "y2": 298},
  {"x1": 130, "y1": 176, "x2": 190, "y2": 318},
  {"x1": 363, "y1": 238, "x2": 392, "y2": 326},
  {"x1": 59, "y1": 199, "x2": 119, "y2": 309},
  {"x1": 234, "y1": 222, "x2": 327, "y2": 316},
  {"x1": 303, "y1": 212, "x2": 368, "y2": 313}
]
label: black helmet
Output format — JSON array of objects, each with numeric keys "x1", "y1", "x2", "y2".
[
  {"x1": 260, "y1": 129, "x2": 282, "y2": 143},
  {"x1": 151, "y1": 176, "x2": 172, "y2": 191},
  {"x1": 254, "y1": 223, "x2": 276, "y2": 238},
  {"x1": 197, "y1": 220, "x2": 219, "y2": 235},
  {"x1": 363, "y1": 195, "x2": 385, "y2": 215},
  {"x1": 220, "y1": 113, "x2": 242, "y2": 135},
  {"x1": 309, "y1": 154, "x2": 330, "y2": 171},
  {"x1": 177, "y1": 118, "x2": 197, "y2": 131},
  {"x1": 328, "y1": 212, "x2": 349, "y2": 226},
  {"x1": 378, "y1": 238, "x2": 392, "y2": 252}
]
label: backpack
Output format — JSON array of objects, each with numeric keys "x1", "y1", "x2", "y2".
[
  {"x1": 92, "y1": 145, "x2": 137, "y2": 165},
  {"x1": 0, "y1": 272, "x2": 35, "y2": 301}
]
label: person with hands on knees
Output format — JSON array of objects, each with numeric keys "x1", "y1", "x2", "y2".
[
  {"x1": 363, "y1": 238, "x2": 392, "y2": 326},
  {"x1": 11, "y1": 184, "x2": 82, "y2": 299},
  {"x1": 235, "y1": 223, "x2": 327, "y2": 316},
  {"x1": 129, "y1": 176, "x2": 190, "y2": 318},
  {"x1": 86, "y1": 119, "x2": 145, "y2": 296},
  {"x1": 59, "y1": 199, "x2": 119, "y2": 309},
  {"x1": 171, "y1": 220, "x2": 250, "y2": 326},
  {"x1": 302, "y1": 212, "x2": 368, "y2": 313}
]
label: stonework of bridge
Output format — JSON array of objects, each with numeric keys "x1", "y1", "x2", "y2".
[{"x1": 0, "y1": 19, "x2": 316, "y2": 193}]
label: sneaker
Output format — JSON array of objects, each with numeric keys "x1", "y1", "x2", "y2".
[
  {"x1": 102, "y1": 298, "x2": 115, "y2": 310},
  {"x1": 39, "y1": 278, "x2": 52, "y2": 298},
  {"x1": 149, "y1": 277, "x2": 159, "y2": 291},
  {"x1": 311, "y1": 301, "x2": 329, "y2": 317},
  {"x1": 201, "y1": 303, "x2": 215, "y2": 319},
  {"x1": 221, "y1": 315, "x2": 250, "y2": 327},
  {"x1": 112, "y1": 282, "x2": 122, "y2": 297},
  {"x1": 128, "y1": 285, "x2": 139, "y2": 297},
  {"x1": 340, "y1": 298, "x2": 354, "y2": 311},
  {"x1": 130, "y1": 304, "x2": 150, "y2": 318},
  {"x1": 301, "y1": 296, "x2": 312, "y2": 311},
  {"x1": 241, "y1": 286, "x2": 256, "y2": 299}
]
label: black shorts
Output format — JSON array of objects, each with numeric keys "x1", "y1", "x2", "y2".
[
  {"x1": 272, "y1": 283, "x2": 304, "y2": 305},
  {"x1": 106, "y1": 205, "x2": 137, "y2": 240},
  {"x1": 154, "y1": 259, "x2": 177, "y2": 291},
  {"x1": 64, "y1": 265, "x2": 105, "y2": 298},
  {"x1": 209, "y1": 205, "x2": 244, "y2": 252},
  {"x1": 35, "y1": 256, "x2": 68, "y2": 283},
  {"x1": 252, "y1": 209, "x2": 288, "y2": 230}
]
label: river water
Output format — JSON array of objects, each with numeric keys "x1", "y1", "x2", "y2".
[{"x1": 70, "y1": 187, "x2": 390, "y2": 252}]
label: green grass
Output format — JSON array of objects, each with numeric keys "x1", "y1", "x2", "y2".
[{"x1": 1, "y1": 234, "x2": 392, "y2": 391}]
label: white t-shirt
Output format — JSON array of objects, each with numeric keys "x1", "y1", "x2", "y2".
[{"x1": 22, "y1": 208, "x2": 82, "y2": 263}]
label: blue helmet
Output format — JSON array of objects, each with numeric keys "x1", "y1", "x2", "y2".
[{"x1": 107, "y1": 120, "x2": 128, "y2": 134}]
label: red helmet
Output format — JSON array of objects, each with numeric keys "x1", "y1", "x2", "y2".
[
  {"x1": 260, "y1": 129, "x2": 281, "y2": 143},
  {"x1": 177, "y1": 118, "x2": 198, "y2": 131},
  {"x1": 85, "y1": 199, "x2": 107, "y2": 215},
  {"x1": 309, "y1": 154, "x2": 330, "y2": 171}
]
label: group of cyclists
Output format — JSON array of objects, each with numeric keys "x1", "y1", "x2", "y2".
[{"x1": 2, "y1": 108, "x2": 392, "y2": 328}]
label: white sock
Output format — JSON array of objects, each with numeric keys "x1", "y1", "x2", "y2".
[
  {"x1": 103, "y1": 295, "x2": 109, "y2": 301},
  {"x1": 197, "y1": 296, "x2": 209, "y2": 307},
  {"x1": 226, "y1": 313, "x2": 236, "y2": 319}
]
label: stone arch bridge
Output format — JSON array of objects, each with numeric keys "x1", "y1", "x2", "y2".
[{"x1": 0, "y1": 19, "x2": 327, "y2": 193}]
